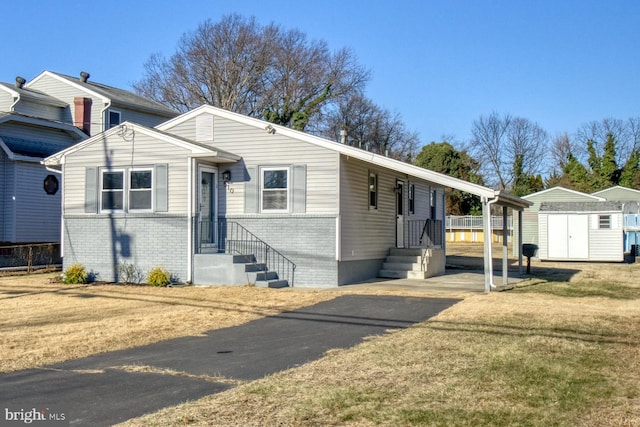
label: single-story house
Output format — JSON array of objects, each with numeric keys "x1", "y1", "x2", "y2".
[{"x1": 44, "y1": 105, "x2": 530, "y2": 288}]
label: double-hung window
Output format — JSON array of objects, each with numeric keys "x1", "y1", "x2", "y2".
[
  {"x1": 261, "y1": 167, "x2": 289, "y2": 212},
  {"x1": 101, "y1": 170, "x2": 124, "y2": 211},
  {"x1": 100, "y1": 168, "x2": 153, "y2": 212},
  {"x1": 129, "y1": 169, "x2": 153, "y2": 210}
]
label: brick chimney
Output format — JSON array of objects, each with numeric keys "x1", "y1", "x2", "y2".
[{"x1": 74, "y1": 97, "x2": 92, "y2": 135}]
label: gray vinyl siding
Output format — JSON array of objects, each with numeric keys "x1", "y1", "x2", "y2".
[
  {"x1": 0, "y1": 93, "x2": 13, "y2": 113},
  {"x1": 594, "y1": 187, "x2": 640, "y2": 202},
  {"x1": 537, "y1": 213, "x2": 548, "y2": 259},
  {"x1": 14, "y1": 101, "x2": 63, "y2": 121},
  {"x1": 27, "y1": 74, "x2": 104, "y2": 135},
  {"x1": 338, "y1": 155, "x2": 444, "y2": 261},
  {"x1": 62, "y1": 132, "x2": 190, "y2": 214},
  {"x1": 14, "y1": 162, "x2": 61, "y2": 242},
  {"x1": 166, "y1": 114, "x2": 340, "y2": 216},
  {"x1": 110, "y1": 106, "x2": 173, "y2": 129}
]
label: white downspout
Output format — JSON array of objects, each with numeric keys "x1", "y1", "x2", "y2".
[{"x1": 187, "y1": 157, "x2": 193, "y2": 283}]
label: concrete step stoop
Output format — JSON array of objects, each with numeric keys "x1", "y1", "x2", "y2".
[{"x1": 379, "y1": 248, "x2": 430, "y2": 280}]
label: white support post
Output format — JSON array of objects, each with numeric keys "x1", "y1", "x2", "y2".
[
  {"x1": 518, "y1": 210, "x2": 523, "y2": 276},
  {"x1": 482, "y1": 198, "x2": 492, "y2": 292},
  {"x1": 502, "y1": 206, "x2": 508, "y2": 286}
]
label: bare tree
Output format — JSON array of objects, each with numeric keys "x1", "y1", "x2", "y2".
[
  {"x1": 134, "y1": 14, "x2": 369, "y2": 131},
  {"x1": 548, "y1": 132, "x2": 575, "y2": 175},
  {"x1": 318, "y1": 92, "x2": 419, "y2": 161},
  {"x1": 470, "y1": 112, "x2": 512, "y2": 189},
  {"x1": 470, "y1": 112, "x2": 548, "y2": 190}
]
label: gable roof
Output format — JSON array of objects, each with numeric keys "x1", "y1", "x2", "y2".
[
  {"x1": 43, "y1": 121, "x2": 241, "y2": 167},
  {"x1": 157, "y1": 105, "x2": 531, "y2": 210},
  {"x1": 523, "y1": 186, "x2": 605, "y2": 201},
  {"x1": 26, "y1": 71, "x2": 178, "y2": 118},
  {"x1": 0, "y1": 82, "x2": 67, "y2": 108},
  {"x1": 592, "y1": 185, "x2": 640, "y2": 199}
]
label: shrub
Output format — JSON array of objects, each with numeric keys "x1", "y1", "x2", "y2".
[
  {"x1": 147, "y1": 266, "x2": 171, "y2": 287},
  {"x1": 117, "y1": 262, "x2": 144, "y2": 284},
  {"x1": 63, "y1": 263, "x2": 88, "y2": 284}
]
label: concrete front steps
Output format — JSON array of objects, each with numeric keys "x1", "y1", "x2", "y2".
[
  {"x1": 193, "y1": 253, "x2": 289, "y2": 288},
  {"x1": 379, "y1": 248, "x2": 445, "y2": 279}
]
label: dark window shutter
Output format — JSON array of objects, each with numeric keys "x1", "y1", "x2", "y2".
[
  {"x1": 85, "y1": 167, "x2": 98, "y2": 213},
  {"x1": 292, "y1": 164, "x2": 307, "y2": 213},
  {"x1": 244, "y1": 167, "x2": 258, "y2": 213},
  {"x1": 155, "y1": 164, "x2": 168, "y2": 212}
]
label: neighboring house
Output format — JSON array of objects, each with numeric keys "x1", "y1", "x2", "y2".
[
  {"x1": 0, "y1": 79, "x2": 87, "y2": 243},
  {"x1": 25, "y1": 71, "x2": 178, "y2": 136},
  {"x1": 593, "y1": 186, "x2": 640, "y2": 253},
  {"x1": 513, "y1": 186, "x2": 605, "y2": 257},
  {"x1": 537, "y1": 201, "x2": 624, "y2": 262},
  {"x1": 45, "y1": 105, "x2": 530, "y2": 287},
  {"x1": 1, "y1": 71, "x2": 178, "y2": 245}
]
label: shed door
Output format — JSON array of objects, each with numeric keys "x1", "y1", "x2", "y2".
[{"x1": 548, "y1": 214, "x2": 588, "y2": 259}]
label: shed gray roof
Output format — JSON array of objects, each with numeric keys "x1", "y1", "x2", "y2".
[
  {"x1": 50, "y1": 72, "x2": 178, "y2": 118},
  {"x1": 540, "y1": 201, "x2": 624, "y2": 212},
  {"x1": 0, "y1": 82, "x2": 67, "y2": 108}
]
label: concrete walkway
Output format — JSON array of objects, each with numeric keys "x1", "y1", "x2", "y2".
[
  {"x1": 0, "y1": 295, "x2": 459, "y2": 427},
  {"x1": 339, "y1": 268, "x2": 526, "y2": 296}
]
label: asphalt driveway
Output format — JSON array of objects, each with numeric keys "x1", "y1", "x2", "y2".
[{"x1": 0, "y1": 295, "x2": 460, "y2": 426}]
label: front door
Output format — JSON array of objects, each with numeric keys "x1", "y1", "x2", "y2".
[
  {"x1": 548, "y1": 214, "x2": 588, "y2": 259},
  {"x1": 396, "y1": 180, "x2": 405, "y2": 248},
  {"x1": 198, "y1": 166, "x2": 217, "y2": 251}
]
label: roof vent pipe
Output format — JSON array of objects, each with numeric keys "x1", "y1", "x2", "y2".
[
  {"x1": 15, "y1": 76, "x2": 26, "y2": 89},
  {"x1": 80, "y1": 71, "x2": 90, "y2": 83}
]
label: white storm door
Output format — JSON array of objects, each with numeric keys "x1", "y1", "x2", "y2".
[
  {"x1": 198, "y1": 166, "x2": 218, "y2": 249},
  {"x1": 396, "y1": 180, "x2": 405, "y2": 248}
]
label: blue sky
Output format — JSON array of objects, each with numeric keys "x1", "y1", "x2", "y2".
[{"x1": 2, "y1": 0, "x2": 639, "y2": 148}]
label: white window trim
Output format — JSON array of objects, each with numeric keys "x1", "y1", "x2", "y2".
[
  {"x1": 108, "y1": 109, "x2": 122, "y2": 129},
  {"x1": 99, "y1": 167, "x2": 154, "y2": 213},
  {"x1": 100, "y1": 168, "x2": 125, "y2": 212},
  {"x1": 260, "y1": 166, "x2": 290, "y2": 213},
  {"x1": 369, "y1": 171, "x2": 378, "y2": 210},
  {"x1": 409, "y1": 183, "x2": 415, "y2": 215},
  {"x1": 129, "y1": 168, "x2": 154, "y2": 212}
]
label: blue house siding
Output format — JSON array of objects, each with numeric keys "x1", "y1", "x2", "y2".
[{"x1": 63, "y1": 214, "x2": 188, "y2": 282}]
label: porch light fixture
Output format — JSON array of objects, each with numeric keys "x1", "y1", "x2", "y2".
[{"x1": 222, "y1": 170, "x2": 231, "y2": 183}]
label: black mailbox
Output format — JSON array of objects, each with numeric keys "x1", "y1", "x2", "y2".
[
  {"x1": 522, "y1": 244, "x2": 538, "y2": 274},
  {"x1": 522, "y1": 243, "x2": 538, "y2": 258}
]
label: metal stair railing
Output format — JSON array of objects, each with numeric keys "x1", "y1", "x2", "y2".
[{"x1": 217, "y1": 220, "x2": 296, "y2": 286}]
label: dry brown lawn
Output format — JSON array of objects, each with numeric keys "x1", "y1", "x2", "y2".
[
  {"x1": 2, "y1": 245, "x2": 639, "y2": 426},
  {"x1": 0, "y1": 273, "x2": 343, "y2": 373}
]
